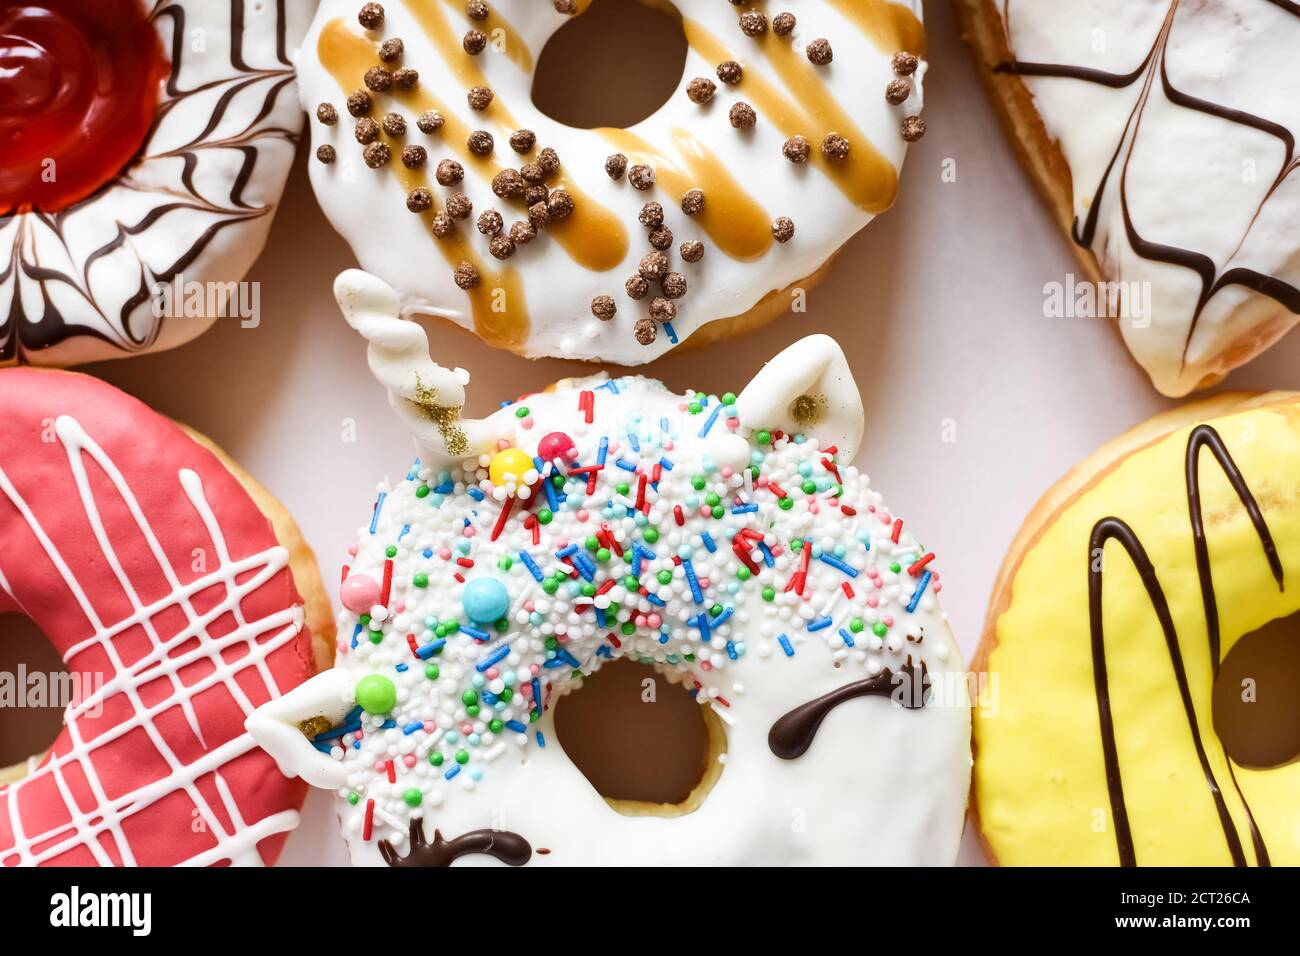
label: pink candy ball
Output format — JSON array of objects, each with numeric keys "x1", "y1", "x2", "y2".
[
  {"x1": 341, "y1": 573, "x2": 381, "y2": 613},
  {"x1": 537, "y1": 431, "x2": 576, "y2": 463}
]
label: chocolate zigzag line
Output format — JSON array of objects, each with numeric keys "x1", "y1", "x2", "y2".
[
  {"x1": 996, "y1": 0, "x2": 1300, "y2": 372},
  {"x1": 0, "y1": 0, "x2": 298, "y2": 364}
]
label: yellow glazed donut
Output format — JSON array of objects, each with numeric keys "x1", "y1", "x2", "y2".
[{"x1": 973, "y1": 391, "x2": 1300, "y2": 866}]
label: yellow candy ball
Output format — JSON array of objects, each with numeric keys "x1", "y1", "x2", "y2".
[{"x1": 489, "y1": 448, "x2": 534, "y2": 486}]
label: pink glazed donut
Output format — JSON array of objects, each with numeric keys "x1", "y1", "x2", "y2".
[{"x1": 0, "y1": 369, "x2": 332, "y2": 865}]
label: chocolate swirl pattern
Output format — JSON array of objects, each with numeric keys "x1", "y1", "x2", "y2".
[
  {"x1": 979, "y1": 0, "x2": 1300, "y2": 395},
  {"x1": 0, "y1": 0, "x2": 314, "y2": 367},
  {"x1": 1088, "y1": 425, "x2": 1277, "y2": 866}
]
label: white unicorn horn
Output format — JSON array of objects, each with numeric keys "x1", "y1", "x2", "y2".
[{"x1": 334, "y1": 269, "x2": 500, "y2": 469}]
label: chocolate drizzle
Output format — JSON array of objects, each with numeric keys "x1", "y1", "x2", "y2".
[
  {"x1": 0, "y1": 0, "x2": 299, "y2": 364},
  {"x1": 768, "y1": 660, "x2": 928, "y2": 760},
  {"x1": 995, "y1": 0, "x2": 1300, "y2": 373},
  {"x1": 1087, "y1": 424, "x2": 1280, "y2": 866},
  {"x1": 378, "y1": 817, "x2": 532, "y2": 867}
]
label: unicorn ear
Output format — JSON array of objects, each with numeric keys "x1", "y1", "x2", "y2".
[{"x1": 736, "y1": 335, "x2": 864, "y2": 460}]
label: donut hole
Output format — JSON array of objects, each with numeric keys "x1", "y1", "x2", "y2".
[
  {"x1": 553, "y1": 659, "x2": 725, "y2": 815},
  {"x1": 0, "y1": 614, "x2": 70, "y2": 776},
  {"x1": 531, "y1": 0, "x2": 688, "y2": 130},
  {"x1": 1212, "y1": 611, "x2": 1300, "y2": 770}
]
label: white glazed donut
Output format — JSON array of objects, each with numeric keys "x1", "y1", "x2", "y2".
[
  {"x1": 0, "y1": 0, "x2": 315, "y2": 366},
  {"x1": 957, "y1": 0, "x2": 1300, "y2": 396},
  {"x1": 296, "y1": 1, "x2": 928, "y2": 362},
  {"x1": 247, "y1": 269, "x2": 971, "y2": 866}
]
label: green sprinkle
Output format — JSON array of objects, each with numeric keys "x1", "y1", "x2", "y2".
[
  {"x1": 497, "y1": 555, "x2": 513, "y2": 571},
  {"x1": 722, "y1": 392, "x2": 736, "y2": 405},
  {"x1": 430, "y1": 752, "x2": 444, "y2": 767},
  {"x1": 538, "y1": 509, "x2": 553, "y2": 525},
  {"x1": 386, "y1": 545, "x2": 398, "y2": 557},
  {"x1": 403, "y1": 788, "x2": 423, "y2": 807},
  {"x1": 355, "y1": 674, "x2": 397, "y2": 715},
  {"x1": 737, "y1": 567, "x2": 751, "y2": 581},
  {"x1": 850, "y1": 618, "x2": 865, "y2": 633},
  {"x1": 889, "y1": 562, "x2": 901, "y2": 574},
  {"x1": 424, "y1": 664, "x2": 440, "y2": 680},
  {"x1": 489, "y1": 719, "x2": 504, "y2": 733},
  {"x1": 643, "y1": 527, "x2": 659, "y2": 544},
  {"x1": 413, "y1": 572, "x2": 429, "y2": 588},
  {"x1": 778, "y1": 497, "x2": 794, "y2": 511},
  {"x1": 872, "y1": 622, "x2": 888, "y2": 637},
  {"x1": 461, "y1": 689, "x2": 478, "y2": 705},
  {"x1": 455, "y1": 749, "x2": 470, "y2": 765},
  {"x1": 415, "y1": 485, "x2": 430, "y2": 499},
  {"x1": 691, "y1": 475, "x2": 706, "y2": 491},
  {"x1": 657, "y1": 569, "x2": 673, "y2": 585},
  {"x1": 348, "y1": 792, "x2": 360, "y2": 805},
  {"x1": 762, "y1": 586, "x2": 776, "y2": 602},
  {"x1": 515, "y1": 406, "x2": 530, "y2": 418},
  {"x1": 756, "y1": 430, "x2": 771, "y2": 445}
]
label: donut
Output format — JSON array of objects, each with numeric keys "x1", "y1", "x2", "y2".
[
  {"x1": 973, "y1": 391, "x2": 1300, "y2": 865},
  {"x1": 955, "y1": 0, "x2": 1300, "y2": 396},
  {"x1": 0, "y1": 1, "x2": 315, "y2": 367},
  {"x1": 246, "y1": 269, "x2": 971, "y2": 866},
  {"x1": 0, "y1": 369, "x2": 334, "y2": 866},
  {"x1": 296, "y1": 1, "x2": 928, "y2": 361}
]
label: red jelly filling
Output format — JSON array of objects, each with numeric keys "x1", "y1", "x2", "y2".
[{"x1": 0, "y1": 1, "x2": 169, "y2": 215}]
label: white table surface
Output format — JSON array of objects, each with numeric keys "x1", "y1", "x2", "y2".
[{"x1": 86, "y1": 1, "x2": 1300, "y2": 867}]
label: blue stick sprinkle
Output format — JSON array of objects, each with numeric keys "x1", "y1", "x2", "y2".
[
  {"x1": 506, "y1": 720, "x2": 528, "y2": 734},
  {"x1": 819, "y1": 553, "x2": 859, "y2": 578},
  {"x1": 807, "y1": 616, "x2": 834, "y2": 632},
  {"x1": 700, "y1": 531, "x2": 717, "y2": 553},
  {"x1": 597, "y1": 435, "x2": 609, "y2": 466},
  {"x1": 476, "y1": 644, "x2": 511, "y2": 672},
  {"x1": 838, "y1": 627, "x2": 857, "y2": 648},
  {"x1": 777, "y1": 633, "x2": 795, "y2": 657},
  {"x1": 369, "y1": 492, "x2": 387, "y2": 534},
  {"x1": 906, "y1": 570, "x2": 933, "y2": 613},
  {"x1": 682, "y1": 558, "x2": 704, "y2": 604},
  {"x1": 460, "y1": 625, "x2": 490, "y2": 641},
  {"x1": 444, "y1": 765, "x2": 461, "y2": 781},
  {"x1": 519, "y1": 550, "x2": 544, "y2": 581},
  {"x1": 415, "y1": 639, "x2": 445, "y2": 660},
  {"x1": 402, "y1": 721, "x2": 423, "y2": 735},
  {"x1": 698, "y1": 403, "x2": 722, "y2": 438}
]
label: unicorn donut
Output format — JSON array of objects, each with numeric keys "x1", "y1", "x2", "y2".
[{"x1": 247, "y1": 269, "x2": 970, "y2": 866}]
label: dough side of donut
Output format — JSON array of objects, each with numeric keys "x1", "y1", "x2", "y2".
[
  {"x1": 973, "y1": 390, "x2": 1300, "y2": 866},
  {"x1": 180, "y1": 425, "x2": 337, "y2": 675},
  {"x1": 954, "y1": 0, "x2": 1300, "y2": 396}
]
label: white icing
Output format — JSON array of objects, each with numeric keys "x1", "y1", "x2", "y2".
[
  {"x1": 0, "y1": 416, "x2": 305, "y2": 866},
  {"x1": 999, "y1": 0, "x2": 1300, "y2": 395},
  {"x1": 245, "y1": 271, "x2": 971, "y2": 865},
  {"x1": 0, "y1": 0, "x2": 315, "y2": 367},
  {"x1": 299, "y1": 0, "x2": 925, "y2": 362}
]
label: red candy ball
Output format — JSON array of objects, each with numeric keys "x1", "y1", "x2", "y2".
[{"x1": 537, "y1": 431, "x2": 576, "y2": 463}]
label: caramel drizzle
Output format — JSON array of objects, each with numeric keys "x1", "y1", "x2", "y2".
[
  {"x1": 318, "y1": 18, "x2": 530, "y2": 349},
  {"x1": 437, "y1": 0, "x2": 533, "y2": 72},
  {"x1": 682, "y1": 13, "x2": 899, "y2": 214},
  {"x1": 598, "y1": 126, "x2": 772, "y2": 261},
  {"x1": 1087, "y1": 424, "x2": 1277, "y2": 866},
  {"x1": 824, "y1": 0, "x2": 926, "y2": 57},
  {"x1": 402, "y1": 0, "x2": 628, "y2": 271}
]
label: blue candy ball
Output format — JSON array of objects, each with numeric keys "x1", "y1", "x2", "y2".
[{"x1": 462, "y1": 578, "x2": 510, "y2": 623}]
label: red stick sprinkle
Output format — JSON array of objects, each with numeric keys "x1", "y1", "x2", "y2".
[
  {"x1": 363, "y1": 799, "x2": 375, "y2": 841},
  {"x1": 908, "y1": 552, "x2": 936, "y2": 576},
  {"x1": 380, "y1": 558, "x2": 394, "y2": 606},
  {"x1": 891, "y1": 518, "x2": 903, "y2": 544},
  {"x1": 491, "y1": 494, "x2": 515, "y2": 541}
]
